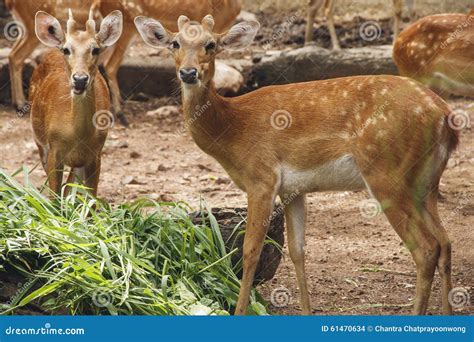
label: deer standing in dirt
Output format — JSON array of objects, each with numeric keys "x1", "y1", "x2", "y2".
[
  {"x1": 393, "y1": 7, "x2": 474, "y2": 98},
  {"x1": 98, "y1": 0, "x2": 242, "y2": 126},
  {"x1": 30, "y1": 9, "x2": 123, "y2": 195},
  {"x1": 135, "y1": 14, "x2": 458, "y2": 315},
  {"x1": 4, "y1": 0, "x2": 101, "y2": 112},
  {"x1": 305, "y1": 0, "x2": 417, "y2": 48}
]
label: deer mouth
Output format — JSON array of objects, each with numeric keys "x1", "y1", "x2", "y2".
[{"x1": 72, "y1": 85, "x2": 87, "y2": 95}]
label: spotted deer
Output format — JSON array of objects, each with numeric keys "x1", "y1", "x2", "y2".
[
  {"x1": 393, "y1": 7, "x2": 474, "y2": 98},
  {"x1": 98, "y1": 0, "x2": 242, "y2": 126},
  {"x1": 30, "y1": 9, "x2": 123, "y2": 195},
  {"x1": 135, "y1": 14, "x2": 458, "y2": 315},
  {"x1": 4, "y1": 0, "x2": 101, "y2": 112}
]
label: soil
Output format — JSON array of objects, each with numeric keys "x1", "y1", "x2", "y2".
[{"x1": 0, "y1": 95, "x2": 472, "y2": 315}]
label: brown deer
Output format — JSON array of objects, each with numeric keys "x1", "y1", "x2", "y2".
[
  {"x1": 393, "y1": 8, "x2": 474, "y2": 98},
  {"x1": 4, "y1": 0, "x2": 101, "y2": 112},
  {"x1": 98, "y1": 0, "x2": 242, "y2": 126},
  {"x1": 30, "y1": 9, "x2": 123, "y2": 195},
  {"x1": 135, "y1": 14, "x2": 458, "y2": 315}
]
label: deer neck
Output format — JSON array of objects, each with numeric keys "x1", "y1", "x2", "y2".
[
  {"x1": 181, "y1": 82, "x2": 229, "y2": 156},
  {"x1": 71, "y1": 83, "x2": 96, "y2": 135}
]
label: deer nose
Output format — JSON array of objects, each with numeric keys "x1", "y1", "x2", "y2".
[
  {"x1": 179, "y1": 68, "x2": 198, "y2": 84},
  {"x1": 72, "y1": 74, "x2": 89, "y2": 89}
]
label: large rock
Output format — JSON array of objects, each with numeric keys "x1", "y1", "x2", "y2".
[
  {"x1": 214, "y1": 61, "x2": 244, "y2": 95},
  {"x1": 249, "y1": 45, "x2": 398, "y2": 89}
]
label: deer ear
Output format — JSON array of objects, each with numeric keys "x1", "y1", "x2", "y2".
[
  {"x1": 218, "y1": 21, "x2": 260, "y2": 50},
  {"x1": 96, "y1": 10, "x2": 123, "y2": 47},
  {"x1": 134, "y1": 16, "x2": 172, "y2": 48},
  {"x1": 35, "y1": 11, "x2": 65, "y2": 47}
]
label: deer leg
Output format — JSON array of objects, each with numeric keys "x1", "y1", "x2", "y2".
[
  {"x1": 424, "y1": 191, "x2": 453, "y2": 315},
  {"x1": 84, "y1": 158, "x2": 101, "y2": 196},
  {"x1": 8, "y1": 31, "x2": 38, "y2": 110},
  {"x1": 283, "y1": 193, "x2": 311, "y2": 314},
  {"x1": 234, "y1": 189, "x2": 276, "y2": 315},
  {"x1": 103, "y1": 23, "x2": 135, "y2": 127},
  {"x1": 324, "y1": 0, "x2": 340, "y2": 50},
  {"x1": 305, "y1": 0, "x2": 322, "y2": 44},
  {"x1": 392, "y1": 0, "x2": 403, "y2": 43},
  {"x1": 361, "y1": 176, "x2": 439, "y2": 314},
  {"x1": 46, "y1": 150, "x2": 64, "y2": 195}
]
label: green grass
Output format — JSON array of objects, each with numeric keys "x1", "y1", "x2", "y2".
[{"x1": 0, "y1": 168, "x2": 267, "y2": 315}]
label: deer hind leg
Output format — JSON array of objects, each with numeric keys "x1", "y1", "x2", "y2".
[
  {"x1": 103, "y1": 22, "x2": 135, "y2": 127},
  {"x1": 360, "y1": 174, "x2": 440, "y2": 314},
  {"x1": 324, "y1": 0, "x2": 340, "y2": 50},
  {"x1": 235, "y1": 188, "x2": 277, "y2": 315},
  {"x1": 283, "y1": 193, "x2": 311, "y2": 314},
  {"x1": 8, "y1": 26, "x2": 38, "y2": 110},
  {"x1": 424, "y1": 191, "x2": 453, "y2": 314},
  {"x1": 305, "y1": 0, "x2": 324, "y2": 44}
]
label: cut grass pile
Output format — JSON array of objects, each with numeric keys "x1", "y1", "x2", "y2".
[{"x1": 0, "y1": 168, "x2": 267, "y2": 315}]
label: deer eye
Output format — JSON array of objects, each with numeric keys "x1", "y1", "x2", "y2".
[
  {"x1": 170, "y1": 41, "x2": 180, "y2": 49},
  {"x1": 205, "y1": 42, "x2": 216, "y2": 52},
  {"x1": 92, "y1": 47, "x2": 100, "y2": 56},
  {"x1": 63, "y1": 47, "x2": 71, "y2": 56}
]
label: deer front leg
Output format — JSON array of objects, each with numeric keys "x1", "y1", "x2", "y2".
[
  {"x1": 46, "y1": 150, "x2": 63, "y2": 195},
  {"x1": 392, "y1": 0, "x2": 403, "y2": 43},
  {"x1": 234, "y1": 189, "x2": 277, "y2": 315},
  {"x1": 84, "y1": 158, "x2": 101, "y2": 196},
  {"x1": 283, "y1": 193, "x2": 311, "y2": 314}
]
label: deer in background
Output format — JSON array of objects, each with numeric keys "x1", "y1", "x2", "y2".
[
  {"x1": 393, "y1": 7, "x2": 474, "y2": 98},
  {"x1": 393, "y1": 0, "x2": 417, "y2": 43},
  {"x1": 136, "y1": 14, "x2": 458, "y2": 315},
  {"x1": 30, "y1": 9, "x2": 123, "y2": 195},
  {"x1": 305, "y1": 0, "x2": 417, "y2": 48},
  {"x1": 98, "y1": 0, "x2": 242, "y2": 126},
  {"x1": 4, "y1": 0, "x2": 101, "y2": 112}
]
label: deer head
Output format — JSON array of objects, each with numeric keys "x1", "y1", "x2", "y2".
[
  {"x1": 134, "y1": 14, "x2": 259, "y2": 88},
  {"x1": 35, "y1": 8, "x2": 123, "y2": 96}
]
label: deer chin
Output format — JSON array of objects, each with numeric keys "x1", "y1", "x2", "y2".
[{"x1": 71, "y1": 86, "x2": 87, "y2": 97}]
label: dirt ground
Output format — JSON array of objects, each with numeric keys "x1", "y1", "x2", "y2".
[{"x1": 0, "y1": 94, "x2": 472, "y2": 315}]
